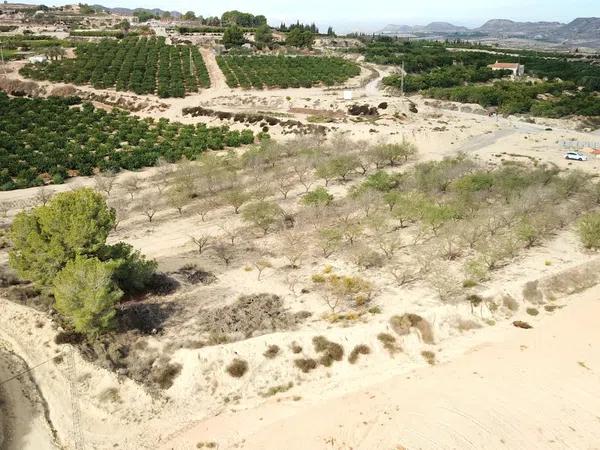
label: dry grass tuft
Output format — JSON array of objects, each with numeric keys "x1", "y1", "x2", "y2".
[
  {"x1": 226, "y1": 358, "x2": 249, "y2": 378},
  {"x1": 291, "y1": 342, "x2": 303, "y2": 354},
  {"x1": 421, "y1": 350, "x2": 436, "y2": 365},
  {"x1": 261, "y1": 382, "x2": 293, "y2": 397},
  {"x1": 389, "y1": 314, "x2": 434, "y2": 344},
  {"x1": 502, "y1": 295, "x2": 520, "y2": 312},
  {"x1": 348, "y1": 344, "x2": 371, "y2": 364},
  {"x1": 98, "y1": 386, "x2": 121, "y2": 403},
  {"x1": 377, "y1": 332, "x2": 402, "y2": 355},
  {"x1": 294, "y1": 358, "x2": 318, "y2": 373},
  {"x1": 263, "y1": 345, "x2": 280, "y2": 359},
  {"x1": 150, "y1": 357, "x2": 182, "y2": 389},
  {"x1": 312, "y1": 336, "x2": 344, "y2": 367},
  {"x1": 513, "y1": 320, "x2": 533, "y2": 329}
]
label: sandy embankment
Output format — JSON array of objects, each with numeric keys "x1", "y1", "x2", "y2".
[
  {"x1": 0, "y1": 348, "x2": 57, "y2": 450},
  {"x1": 170, "y1": 288, "x2": 600, "y2": 449}
]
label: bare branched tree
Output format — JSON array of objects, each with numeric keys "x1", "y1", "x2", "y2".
[
  {"x1": 94, "y1": 171, "x2": 117, "y2": 197},
  {"x1": 212, "y1": 241, "x2": 235, "y2": 266},
  {"x1": 190, "y1": 234, "x2": 211, "y2": 254},
  {"x1": 138, "y1": 195, "x2": 160, "y2": 223},
  {"x1": 254, "y1": 258, "x2": 273, "y2": 281},
  {"x1": 34, "y1": 186, "x2": 53, "y2": 206},
  {"x1": 122, "y1": 176, "x2": 140, "y2": 200}
]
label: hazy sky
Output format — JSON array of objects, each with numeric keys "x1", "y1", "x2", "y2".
[{"x1": 48, "y1": 0, "x2": 599, "y2": 32}]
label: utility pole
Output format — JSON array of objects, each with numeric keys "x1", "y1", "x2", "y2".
[
  {"x1": 399, "y1": 60, "x2": 405, "y2": 96},
  {"x1": 66, "y1": 348, "x2": 85, "y2": 450},
  {"x1": 0, "y1": 44, "x2": 6, "y2": 75}
]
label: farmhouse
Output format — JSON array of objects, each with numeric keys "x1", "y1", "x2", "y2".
[
  {"x1": 488, "y1": 61, "x2": 525, "y2": 78},
  {"x1": 27, "y1": 54, "x2": 47, "y2": 64}
]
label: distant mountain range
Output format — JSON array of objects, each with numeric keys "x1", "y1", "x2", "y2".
[
  {"x1": 91, "y1": 5, "x2": 182, "y2": 18},
  {"x1": 379, "y1": 17, "x2": 600, "y2": 44}
]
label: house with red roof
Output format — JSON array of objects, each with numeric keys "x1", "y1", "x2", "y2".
[{"x1": 487, "y1": 61, "x2": 525, "y2": 78}]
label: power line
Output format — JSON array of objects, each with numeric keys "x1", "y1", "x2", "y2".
[{"x1": 0, "y1": 353, "x2": 58, "y2": 387}]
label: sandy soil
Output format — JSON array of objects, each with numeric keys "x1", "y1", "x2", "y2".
[
  {"x1": 0, "y1": 348, "x2": 58, "y2": 450},
  {"x1": 170, "y1": 287, "x2": 600, "y2": 450}
]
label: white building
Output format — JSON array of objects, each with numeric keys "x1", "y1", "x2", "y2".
[
  {"x1": 28, "y1": 55, "x2": 47, "y2": 64},
  {"x1": 487, "y1": 61, "x2": 525, "y2": 78}
]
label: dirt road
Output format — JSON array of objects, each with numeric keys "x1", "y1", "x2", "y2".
[{"x1": 199, "y1": 47, "x2": 228, "y2": 91}]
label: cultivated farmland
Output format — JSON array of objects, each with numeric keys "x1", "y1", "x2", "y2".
[
  {"x1": 0, "y1": 93, "x2": 253, "y2": 189},
  {"x1": 19, "y1": 36, "x2": 211, "y2": 97},
  {"x1": 216, "y1": 55, "x2": 360, "y2": 88}
]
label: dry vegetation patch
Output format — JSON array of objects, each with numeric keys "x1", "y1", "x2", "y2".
[
  {"x1": 348, "y1": 344, "x2": 371, "y2": 364},
  {"x1": 263, "y1": 345, "x2": 281, "y2": 359},
  {"x1": 377, "y1": 333, "x2": 402, "y2": 355},
  {"x1": 312, "y1": 336, "x2": 344, "y2": 367},
  {"x1": 294, "y1": 358, "x2": 318, "y2": 373},
  {"x1": 389, "y1": 314, "x2": 435, "y2": 344},
  {"x1": 194, "y1": 294, "x2": 308, "y2": 340},
  {"x1": 226, "y1": 358, "x2": 249, "y2": 378}
]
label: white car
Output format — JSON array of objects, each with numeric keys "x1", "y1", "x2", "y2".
[{"x1": 564, "y1": 151, "x2": 588, "y2": 161}]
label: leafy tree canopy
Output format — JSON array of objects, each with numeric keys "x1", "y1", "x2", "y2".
[
  {"x1": 9, "y1": 188, "x2": 115, "y2": 288},
  {"x1": 53, "y1": 256, "x2": 122, "y2": 336}
]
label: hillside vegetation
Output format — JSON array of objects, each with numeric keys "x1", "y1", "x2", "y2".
[{"x1": 368, "y1": 39, "x2": 600, "y2": 117}]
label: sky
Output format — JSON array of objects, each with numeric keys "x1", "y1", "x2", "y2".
[{"x1": 46, "y1": 0, "x2": 599, "y2": 33}]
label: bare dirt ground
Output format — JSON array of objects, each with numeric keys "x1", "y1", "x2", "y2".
[
  {"x1": 0, "y1": 346, "x2": 58, "y2": 450},
  {"x1": 167, "y1": 287, "x2": 600, "y2": 450},
  {"x1": 1, "y1": 51, "x2": 600, "y2": 450}
]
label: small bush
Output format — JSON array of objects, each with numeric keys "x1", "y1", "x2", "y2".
[
  {"x1": 261, "y1": 382, "x2": 293, "y2": 397},
  {"x1": 294, "y1": 358, "x2": 318, "y2": 373},
  {"x1": 377, "y1": 332, "x2": 401, "y2": 355},
  {"x1": 150, "y1": 358, "x2": 182, "y2": 389},
  {"x1": 348, "y1": 344, "x2": 371, "y2": 364},
  {"x1": 263, "y1": 345, "x2": 280, "y2": 359},
  {"x1": 389, "y1": 314, "x2": 434, "y2": 344},
  {"x1": 421, "y1": 350, "x2": 436, "y2": 365},
  {"x1": 98, "y1": 387, "x2": 121, "y2": 403},
  {"x1": 311, "y1": 273, "x2": 326, "y2": 283},
  {"x1": 54, "y1": 330, "x2": 85, "y2": 345},
  {"x1": 368, "y1": 306, "x2": 382, "y2": 314},
  {"x1": 513, "y1": 320, "x2": 533, "y2": 329},
  {"x1": 312, "y1": 336, "x2": 344, "y2": 367},
  {"x1": 226, "y1": 358, "x2": 249, "y2": 378},
  {"x1": 462, "y1": 279, "x2": 478, "y2": 288},
  {"x1": 577, "y1": 212, "x2": 600, "y2": 250},
  {"x1": 502, "y1": 295, "x2": 520, "y2": 312},
  {"x1": 291, "y1": 342, "x2": 303, "y2": 354},
  {"x1": 526, "y1": 307, "x2": 539, "y2": 316}
]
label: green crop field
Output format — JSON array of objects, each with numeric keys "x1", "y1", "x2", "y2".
[
  {"x1": 0, "y1": 93, "x2": 254, "y2": 190},
  {"x1": 19, "y1": 37, "x2": 210, "y2": 97},
  {"x1": 216, "y1": 55, "x2": 360, "y2": 89}
]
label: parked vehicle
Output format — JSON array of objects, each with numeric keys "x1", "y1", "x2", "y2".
[{"x1": 564, "y1": 151, "x2": 588, "y2": 161}]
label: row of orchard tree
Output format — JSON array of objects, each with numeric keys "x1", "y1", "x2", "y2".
[
  {"x1": 217, "y1": 55, "x2": 360, "y2": 89},
  {"x1": 20, "y1": 37, "x2": 211, "y2": 98},
  {"x1": 0, "y1": 94, "x2": 254, "y2": 190}
]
